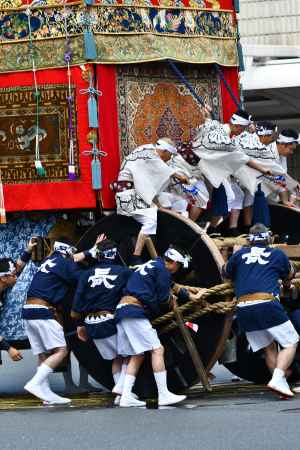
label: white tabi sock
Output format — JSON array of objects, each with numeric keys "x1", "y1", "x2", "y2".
[
  {"x1": 271, "y1": 368, "x2": 285, "y2": 381},
  {"x1": 154, "y1": 371, "x2": 169, "y2": 395},
  {"x1": 121, "y1": 374, "x2": 136, "y2": 397},
  {"x1": 113, "y1": 364, "x2": 127, "y2": 394},
  {"x1": 113, "y1": 372, "x2": 121, "y2": 385},
  {"x1": 31, "y1": 364, "x2": 53, "y2": 386}
]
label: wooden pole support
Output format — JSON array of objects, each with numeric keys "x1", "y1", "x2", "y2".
[
  {"x1": 145, "y1": 237, "x2": 158, "y2": 259},
  {"x1": 145, "y1": 236, "x2": 212, "y2": 392},
  {"x1": 173, "y1": 306, "x2": 212, "y2": 392}
]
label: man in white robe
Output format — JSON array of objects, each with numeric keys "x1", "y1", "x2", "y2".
[
  {"x1": 267, "y1": 129, "x2": 299, "y2": 207},
  {"x1": 234, "y1": 121, "x2": 284, "y2": 232},
  {"x1": 235, "y1": 128, "x2": 299, "y2": 210},
  {"x1": 114, "y1": 138, "x2": 188, "y2": 262},
  {"x1": 158, "y1": 141, "x2": 210, "y2": 221},
  {"x1": 192, "y1": 107, "x2": 273, "y2": 235}
]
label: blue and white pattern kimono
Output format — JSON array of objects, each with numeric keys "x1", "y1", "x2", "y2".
[{"x1": 0, "y1": 215, "x2": 57, "y2": 340}]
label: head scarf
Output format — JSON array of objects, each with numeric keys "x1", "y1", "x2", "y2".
[
  {"x1": 164, "y1": 247, "x2": 190, "y2": 268},
  {"x1": 230, "y1": 111, "x2": 251, "y2": 126},
  {"x1": 156, "y1": 139, "x2": 177, "y2": 154},
  {"x1": 53, "y1": 241, "x2": 77, "y2": 256}
]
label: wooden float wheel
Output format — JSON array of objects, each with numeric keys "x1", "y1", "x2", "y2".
[
  {"x1": 224, "y1": 331, "x2": 300, "y2": 385},
  {"x1": 217, "y1": 203, "x2": 300, "y2": 241},
  {"x1": 223, "y1": 334, "x2": 271, "y2": 384},
  {"x1": 67, "y1": 209, "x2": 232, "y2": 397},
  {"x1": 269, "y1": 204, "x2": 300, "y2": 239}
]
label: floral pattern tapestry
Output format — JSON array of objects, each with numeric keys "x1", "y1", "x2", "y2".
[{"x1": 117, "y1": 62, "x2": 222, "y2": 158}]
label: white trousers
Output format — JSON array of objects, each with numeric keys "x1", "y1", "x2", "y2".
[
  {"x1": 94, "y1": 335, "x2": 118, "y2": 360},
  {"x1": 246, "y1": 320, "x2": 299, "y2": 353},
  {"x1": 117, "y1": 318, "x2": 161, "y2": 356},
  {"x1": 226, "y1": 181, "x2": 245, "y2": 211},
  {"x1": 133, "y1": 207, "x2": 158, "y2": 235},
  {"x1": 25, "y1": 319, "x2": 66, "y2": 355},
  {"x1": 158, "y1": 192, "x2": 188, "y2": 215}
]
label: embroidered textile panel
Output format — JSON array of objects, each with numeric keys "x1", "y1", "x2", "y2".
[
  {"x1": 0, "y1": 1, "x2": 231, "y2": 11},
  {"x1": 0, "y1": 66, "x2": 96, "y2": 212},
  {"x1": 116, "y1": 63, "x2": 222, "y2": 158},
  {"x1": 0, "y1": 3, "x2": 238, "y2": 71},
  {"x1": 0, "y1": 35, "x2": 237, "y2": 72},
  {"x1": 0, "y1": 7, "x2": 235, "y2": 41},
  {"x1": 0, "y1": 84, "x2": 79, "y2": 184}
]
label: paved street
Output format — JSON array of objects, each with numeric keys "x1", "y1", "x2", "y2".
[
  {"x1": 1, "y1": 353, "x2": 300, "y2": 450},
  {"x1": 1, "y1": 388, "x2": 300, "y2": 450}
]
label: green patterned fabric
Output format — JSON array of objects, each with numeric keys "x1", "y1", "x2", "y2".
[{"x1": 0, "y1": 3, "x2": 238, "y2": 71}]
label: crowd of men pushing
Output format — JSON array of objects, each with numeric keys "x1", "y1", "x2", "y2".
[
  {"x1": 0, "y1": 220, "x2": 300, "y2": 404},
  {"x1": 0, "y1": 236, "x2": 192, "y2": 407}
]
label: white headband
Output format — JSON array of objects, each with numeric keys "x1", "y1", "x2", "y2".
[
  {"x1": 54, "y1": 241, "x2": 77, "y2": 256},
  {"x1": 256, "y1": 126, "x2": 277, "y2": 136},
  {"x1": 164, "y1": 248, "x2": 190, "y2": 269},
  {"x1": 277, "y1": 134, "x2": 297, "y2": 144},
  {"x1": 99, "y1": 247, "x2": 118, "y2": 260},
  {"x1": 156, "y1": 139, "x2": 177, "y2": 154},
  {"x1": 248, "y1": 231, "x2": 271, "y2": 242},
  {"x1": 0, "y1": 260, "x2": 15, "y2": 277},
  {"x1": 230, "y1": 114, "x2": 251, "y2": 126}
]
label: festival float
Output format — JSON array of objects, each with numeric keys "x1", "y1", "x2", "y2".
[{"x1": 2, "y1": 0, "x2": 298, "y2": 396}]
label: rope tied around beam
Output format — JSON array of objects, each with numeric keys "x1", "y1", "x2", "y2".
[{"x1": 152, "y1": 282, "x2": 236, "y2": 335}]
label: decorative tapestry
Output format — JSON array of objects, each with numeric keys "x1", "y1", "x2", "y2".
[
  {"x1": 0, "y1": 2, "x2": 238, "y2": 71},
  {"x1": 0, "y1": 84, "x2": 79, "y2": 184},
  {"x1": 117, "y1": 63, "x2": 222, "y2": 158},
  {"x1": 0, "y1": 66, "x2": 96, "y2": 212}
]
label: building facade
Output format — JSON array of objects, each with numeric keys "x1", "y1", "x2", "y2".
[
  {"x1": 240, "y1": 0, "x2": 300, "y2": 46},
  {"x1": 239, "y1": 0, "x2": 300, "y2": 179}
]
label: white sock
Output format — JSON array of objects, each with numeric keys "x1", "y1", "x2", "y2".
[
  {"x1": 114, "y1": 364, "x2": 127, "y2": 393},
  {"x1": 122, "y1": 374, "x2": 136, "y2": 397},
  {"x1": 113, "y1": 372, "x2": 121, "y2": 385},
  {"x1": 154, "y1": 371, "x2": 168, "y2": 395},
  {"x1": 272, "y1": 368, "x2": 285, "y2": 381},
  {"x1": 31, "y1": 364, "x2": 53, "y2": 385}
]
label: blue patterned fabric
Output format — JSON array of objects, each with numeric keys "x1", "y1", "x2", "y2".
[{"x1": 0, "y1": 215, "x2": 57, "y2": 340}]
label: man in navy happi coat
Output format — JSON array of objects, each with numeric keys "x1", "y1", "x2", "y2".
[
  {"x1": 223, "y1": 223, "x2": 299, "y2": 398},
  {"x1": 23, "y1": 237, "x2": 83, "y2": 405},
  {"x1": 115, "y1": 246, "x2": 191, "y2": 407},
  {"x1": 71, "y1": 239, "x2": 132, "y2": 405}
]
